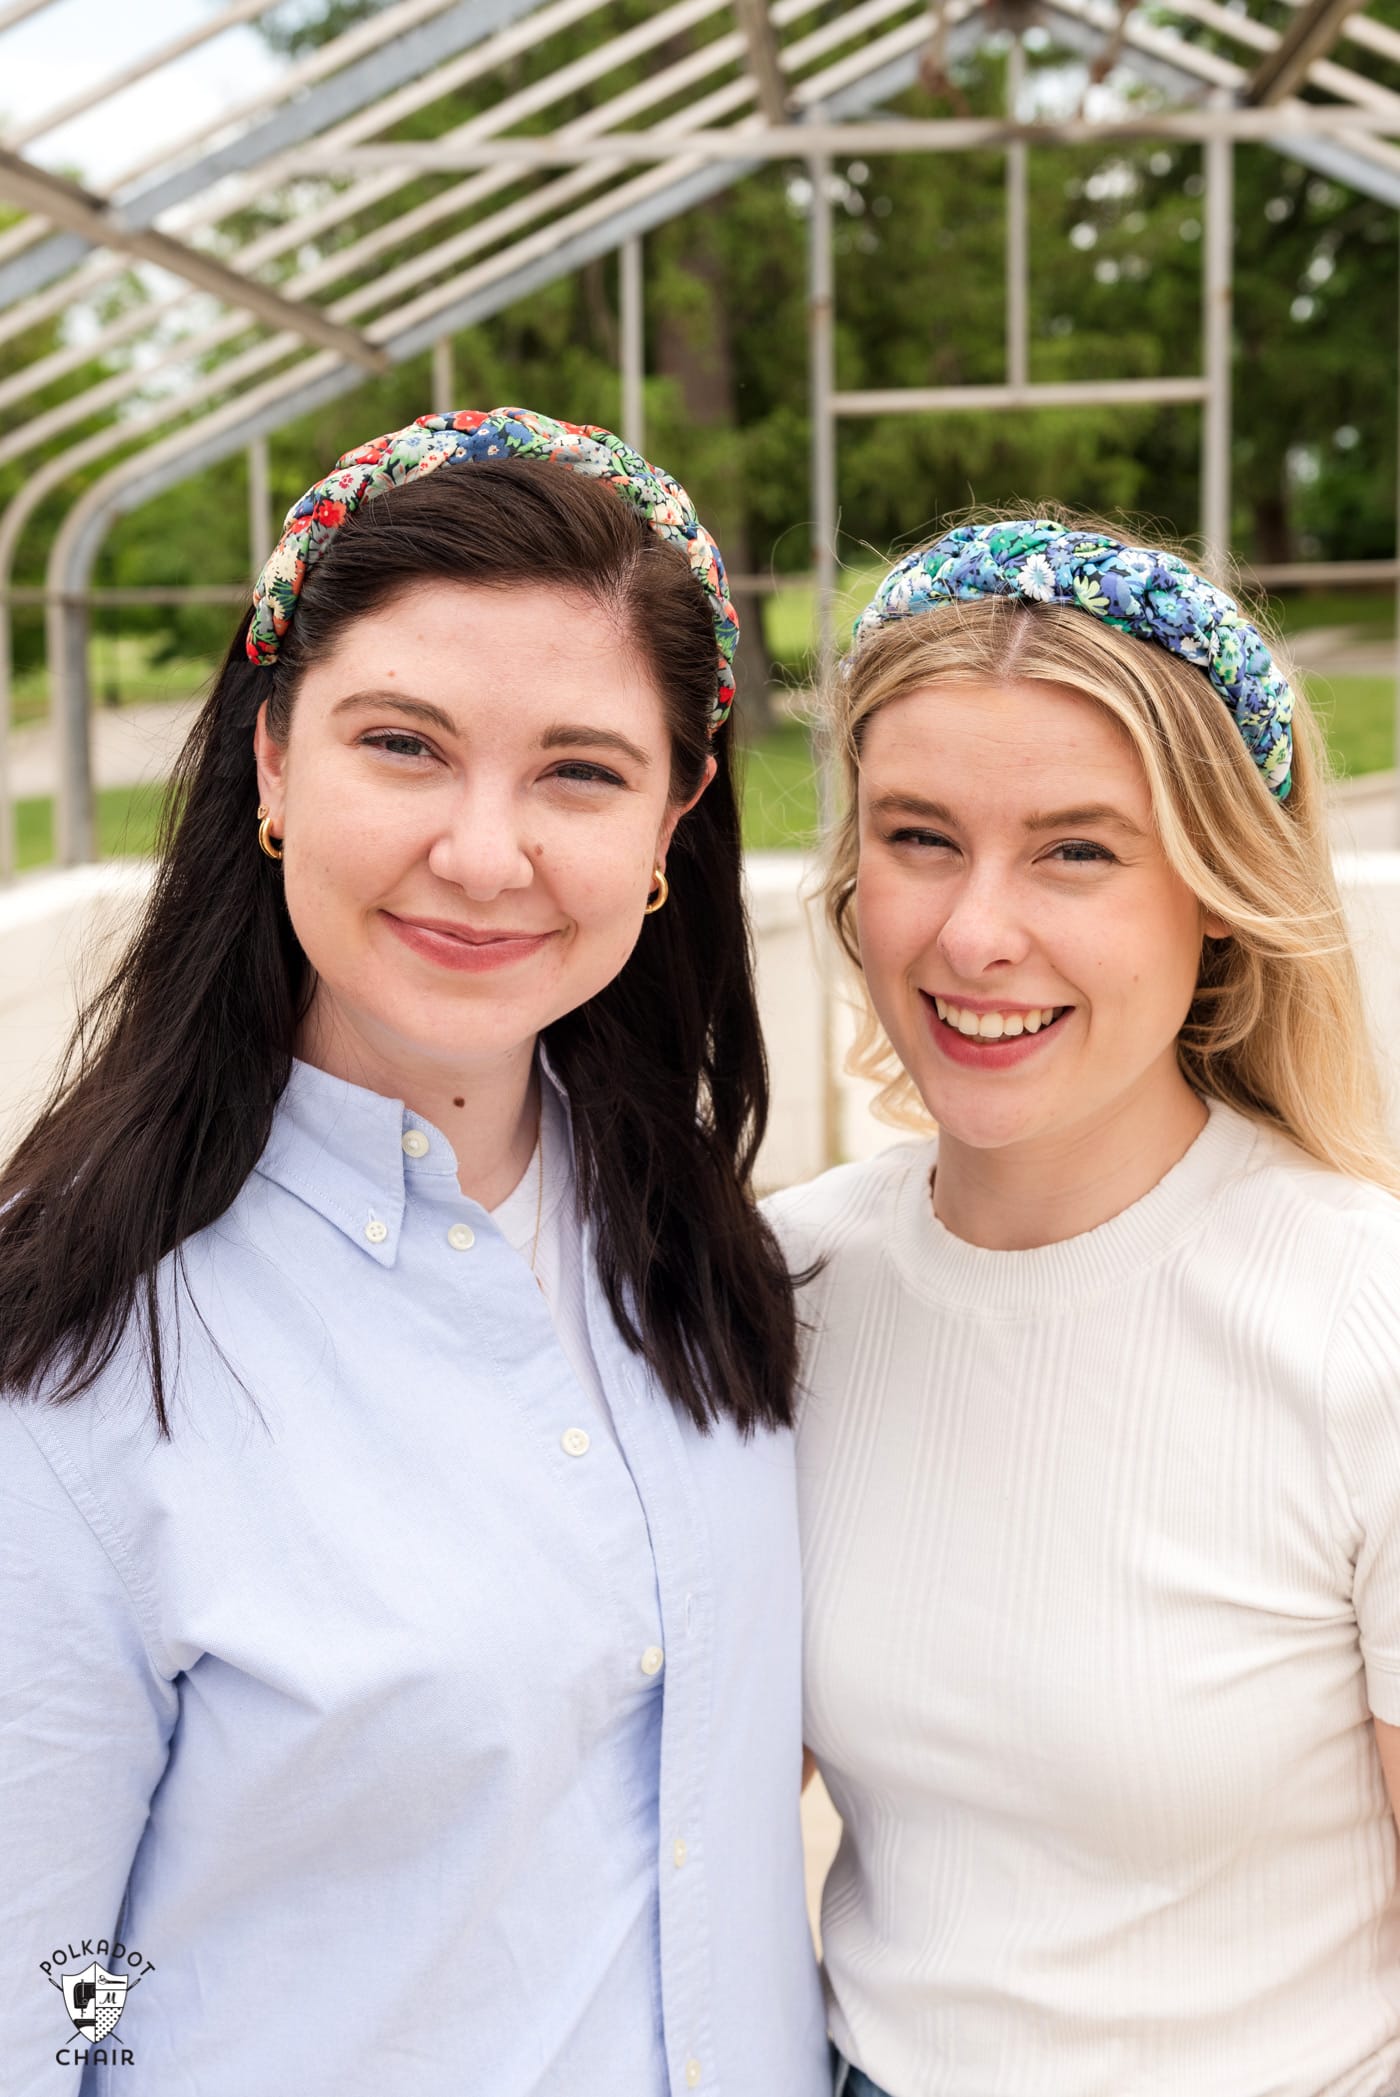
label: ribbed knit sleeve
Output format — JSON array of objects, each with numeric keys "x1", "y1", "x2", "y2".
[{"x1": 1325, "y1": 1218, "x2": 1400, "y2": 1726}]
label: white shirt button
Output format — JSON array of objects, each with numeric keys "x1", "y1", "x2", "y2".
[
  {"x1": 640, "y1": 1646, "x2": 664, "y2": 1677},
  {"x1": 401, "y1": 1130, "x2": 429, "y2": 1159},
  {"x1": 447, "y1": 1223, "x2": 475, "y2": 1251},
  {"x1": 672, "y1": 1838, "x2": 687, "y2": 1869},
  {"x1": 685, "y1": 2059, "x2": 701, "y2": 2088},
  {"x1": 364, "y1": 1219, "x2": 388, "y2": 1245},
  {"x1": 561, "y1": 1428, "x2": 591, "y2": 1458}
]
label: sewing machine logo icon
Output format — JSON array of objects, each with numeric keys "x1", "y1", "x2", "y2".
[{"x1": 62, "y1": 1964, "x2": 128, "y2": 2044}]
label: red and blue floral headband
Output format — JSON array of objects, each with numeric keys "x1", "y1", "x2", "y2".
[{"x1": 248, "y1": 407, "x2": 740, "y2": 733}]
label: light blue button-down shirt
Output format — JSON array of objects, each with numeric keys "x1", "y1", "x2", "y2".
[{"x1": 0, "y1": 1059, "x2": 828, "y2": 2097}]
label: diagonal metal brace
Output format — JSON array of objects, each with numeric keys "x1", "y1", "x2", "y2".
[
  {"x1": 0, "y1": 146, "x2": 390, "y2": 373},
  {"x1": 733, "y1": 0, "x2": 792, "y2": 121},
  {"x1": 1243, "y1": 0, "x2": 1361, "y2": 104}
]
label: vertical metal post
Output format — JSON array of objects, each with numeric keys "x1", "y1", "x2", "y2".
[
  {"x1": 1006, "y1": 36, "x2": 1029, "y2": 390},
  {"x1": 432, "y1": 333, "x2": 455, "y2": 411},
  {"x1": 0, "y1": 599, "x2": 13, "y2": 881},
  {"x1": 247, "y1": 435, "x2": 271, "y2": 583},
  {"x1": 1201, "y1": 124, "x2": 1234, "y2": 571},
  {"x1": 47, "y1": 591, "x2": 94, "y2": 865},
  {"x1": 619, "y1": 236, "x2": 644, "y2": 452},
  {"x1": 809, "y1": 156, "x2": 837, "y2": 704},
  {"x1": 808, "y1": 152, "x2": 842, "y2": 1167},
  {"x1": 1394, "y1": 216, "x2": 1400, "y2": 843}
]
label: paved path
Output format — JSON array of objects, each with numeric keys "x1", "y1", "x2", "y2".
[{"x1": 5, "y1": 697, "x2": 202, "y2": 800}]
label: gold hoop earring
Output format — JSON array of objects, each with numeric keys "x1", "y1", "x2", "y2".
[
  {"x1": 256, "y1": 804, "x2": 283, "y2": 862},
  {"x1": 644, "y1": 865, "x2": 669, "y2": 915}
]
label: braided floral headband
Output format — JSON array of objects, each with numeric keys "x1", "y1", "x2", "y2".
[
  {"x1": 247, "y1": 407, "x2": 740, "y2": 732},
  {"x1": 851, "y1": 521, "x2": 1295, "y2": 799}
]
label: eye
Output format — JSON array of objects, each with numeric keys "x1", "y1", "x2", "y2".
[
  {"x1": 1047, "y1": 838, "x2": 1116, "y2": 864},
  {"x1": 887, "y1": 826, "x2": 957, "y2": 851},
  {"x1": 360, "y1": 730, "x2": 436, "y2": 762},
  {"x1": 548, "y1": 761, "x2": 626, "y2": 788}
]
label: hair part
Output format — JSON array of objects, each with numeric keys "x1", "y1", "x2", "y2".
[
  {"x1": 823, "y1": 522, "x2": 1399, "y2": 1195},
  {"x1": 0, "y1": 461, "x2": 799, "y2": 1436}
]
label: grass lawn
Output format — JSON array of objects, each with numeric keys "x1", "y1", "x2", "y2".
[
  {"x1": 1305, "y1": 673, "x2": 1394, "y2": 781},
  {"x1": 13, "y1": 784, "x2": 167, "y2": 870}
]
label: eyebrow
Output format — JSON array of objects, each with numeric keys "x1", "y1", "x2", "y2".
[
  {"x1": 330, "y1": 692, "x2": 650, "y2": 769},
  {"x1": 866, "y1": 789, "x2": 1144, "y2": 837},
  {"x1": 538, "y1": 723, "x2": 651, "y2": 769},
  {"x1": 331, "y1": 690, "x2": 455, "y2": 731}
]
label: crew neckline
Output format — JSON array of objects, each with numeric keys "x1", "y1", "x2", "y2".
[{"x1": 888, "y1": 1097, "x2": 1263, "y2": 1317}]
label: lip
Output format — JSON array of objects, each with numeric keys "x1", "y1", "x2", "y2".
[
  {"x1": 927, "y1": 991, "x2": 1062, "y2": 1017},
  {"x1": 921, "y1": 990, "x2": 1073, "y2": 1069},
  {"x1": 383, "y1": 912, "x2": 557, "y2": 974}
]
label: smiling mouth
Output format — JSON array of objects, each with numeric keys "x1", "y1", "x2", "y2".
[
  {"x1": 929, "y1": 994, "x2": 1071, "y2": 1041},
  {"x1": 388, "y1": 915, "x2": 551, "y2": 947}
]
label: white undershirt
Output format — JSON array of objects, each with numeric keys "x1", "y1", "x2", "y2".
[{"x1": 769, "y1": 1102, "x2": 1400, "y2": 2097}]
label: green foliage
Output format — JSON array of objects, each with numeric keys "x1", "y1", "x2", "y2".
[{"x1": 7, "y1": 3, "x2": 1398, "y2": 723}]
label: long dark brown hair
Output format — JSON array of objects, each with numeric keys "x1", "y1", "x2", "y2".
[{"x1": 0, "y1": 460, "x2": 798, "y2": 1435}]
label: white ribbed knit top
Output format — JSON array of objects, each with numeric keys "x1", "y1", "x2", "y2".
[{"x1": 770, "y1": 1102, "x2": 1400, "y2": 2097}]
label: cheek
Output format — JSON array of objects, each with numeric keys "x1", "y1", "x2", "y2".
[{"x1": 855, "y1": 859, "x2": 942, "y2": 973}]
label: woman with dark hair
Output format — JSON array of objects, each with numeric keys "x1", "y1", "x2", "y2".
[{"x1": 0, "y1": 410, "x2": 828, "y2": 2097}]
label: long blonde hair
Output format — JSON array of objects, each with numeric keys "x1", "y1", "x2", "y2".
[{"x1": 821, "y1": 518, "x2": 1400, "y2": 1192}]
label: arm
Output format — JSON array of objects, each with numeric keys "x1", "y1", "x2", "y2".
[
  {"x1": 1374, "y1": 1719, "x2": 1400, "y2": 1824},
  {"x1": 0, "y1": 1404, "x2": 176, "y2": 2094}
]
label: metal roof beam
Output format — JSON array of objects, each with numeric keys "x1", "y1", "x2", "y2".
[
  {"x1": 37, "y1": 30, "x2": 934, "y2": 627},
  {"x1": 734, "y1": 0, "x2": 793, "y2": 120},
  {"x1": 0, "y1": 0, "x2": 751, "y2": 454},
  {"x1": 1040, "y1": 0, "x2": 1400, "y2": 205},
  {"x1": 1245, "y1": 0, "x2": 1362, "y2": 104},
  {"x1": 0, "y1": 147, "x2": 388, "y2": 370},
  {"x1": 3, "y1": 0, "x2": 280, "y2": 151},
  {"x1": 0, "y1": 0, "x2": 546, "y2": 311},
  {"x1": 297, "y1": 105, "x2": 1400, "y2": 170}
]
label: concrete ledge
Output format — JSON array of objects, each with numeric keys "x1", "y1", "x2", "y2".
[{"x1": 0, "y1": 862, "x2": 153, "y2": 1155}]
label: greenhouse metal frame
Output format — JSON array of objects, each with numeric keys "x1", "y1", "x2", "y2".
[{"x1": 0, "y1": 0, "x2": 1397, "y2": 873}]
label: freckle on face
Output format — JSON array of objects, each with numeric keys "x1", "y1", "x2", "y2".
[{"x1": 453, "y1": 1096, "x2": 464, "y2": 1108}]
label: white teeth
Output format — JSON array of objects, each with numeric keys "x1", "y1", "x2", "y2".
[{"x1": 936, "y1": 999, "x2": 1064, "y2": 1037}]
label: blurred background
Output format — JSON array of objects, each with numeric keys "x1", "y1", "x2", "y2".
[
  {"x1": 3, "y1": 0, "x2": 1400, "y2": 1935},
  {"x1": 0, "y1": 0, "x2": 1398, "y2": 867}
]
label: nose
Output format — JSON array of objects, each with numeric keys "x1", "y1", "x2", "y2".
[
  {"x1": 425, "y1": 779, "x2": 535, "y2": 900},
  {"x1": 935, "y1": 861, "x2": 1033, "y2": 980}
]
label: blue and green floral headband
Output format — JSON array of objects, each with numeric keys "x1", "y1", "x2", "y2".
[
  {"x1": 852, "y1": 521, "x2": 1294, "y2": 798},
  {"x1": 248, "y1": 407, "x2": 740, "y2": 732}
]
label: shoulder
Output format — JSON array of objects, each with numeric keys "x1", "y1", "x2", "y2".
[
  {"x1": 764, "y1": 1139, "x2": 934, "y2": 1278},
  {"x1": 1201, "y1": 1112, "x2": 1400, "y2": 1395},
  {"x1": 1212, "y1": 1110, "x2": 1400, "y2": 1285}
]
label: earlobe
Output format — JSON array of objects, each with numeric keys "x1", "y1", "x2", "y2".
[{"x1": 1203, "y1": 912, "x2": 1231, "y2": 941}]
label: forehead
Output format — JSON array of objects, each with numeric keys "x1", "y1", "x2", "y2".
[
  {"x1": 295, "y1": 579, "x2": 665, "y2": 735},
  {"x1": 860, "y1": 677, "x2": 1146, "y2": 806}
]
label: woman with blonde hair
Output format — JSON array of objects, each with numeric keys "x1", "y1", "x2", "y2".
[{"x1": 772, "y1": 517, "x2": 1400, "y2": 2097}]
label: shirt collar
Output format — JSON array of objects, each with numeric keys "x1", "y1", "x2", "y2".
[{"x1": 253, "y1": 1052, "x2": 572, "y2": 1268}]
